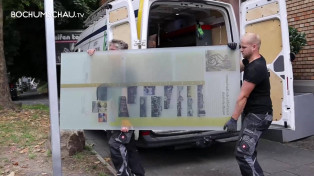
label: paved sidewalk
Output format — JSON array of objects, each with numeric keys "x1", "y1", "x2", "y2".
[
  {"x1": 258, "y1": 139, "x2": 314, "y2": 176},
  {"x1": 221, "y1": 139, "x2": 314, "y2": 176}
]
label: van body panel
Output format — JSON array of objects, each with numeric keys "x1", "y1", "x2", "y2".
[
  {"x1": 106, "y1": 0, "x2": 139, "y2": 49},
  {"x1": 89, "y1": 18, "x2": 107, "y2": 51},
  {"x1": 240, "y1": 0, "x2": 295, "y2": 130},
  {"x1": 76, "y1": 25, "x2": 95, "y2": 51}
]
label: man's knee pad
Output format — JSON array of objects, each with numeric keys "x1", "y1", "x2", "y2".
[{"x1": 236, "y1": 128, "x2": 260, "y2": 156}]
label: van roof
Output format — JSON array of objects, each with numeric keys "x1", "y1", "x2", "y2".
[{"x1": 84, "y1": 0, "x2": 115, "y2": 26}]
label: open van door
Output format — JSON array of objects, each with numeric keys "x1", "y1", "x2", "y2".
[
  {"x1": 240, "y1": 0, "x2": 295, "y2": 130},
  {"x1": 106, "y1": 0, "x2": 139, "y2": 49}
]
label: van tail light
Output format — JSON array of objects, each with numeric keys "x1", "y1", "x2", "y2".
[
  {"x1": 141, "y1": 131, "x2": 151, "y2": 136},
  {"x1": 9, "y1": 84, "x2": 14, "y2": 88}
]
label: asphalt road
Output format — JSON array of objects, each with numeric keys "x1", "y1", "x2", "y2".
[
  {"x1": 139, "y1": 140, "x2": 239, "y2": 176},
  {"x1": 84, "y1": 130, "x2": 242, "y2": 176},
  {"x1": 85, "y1": 130, "x2": 314, "y2": 176},
  {"x1": 13, "y1": 90, "x2": 49, "y2": 106}
]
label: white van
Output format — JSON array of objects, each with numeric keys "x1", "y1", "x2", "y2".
[{"x1": 73, "y1": 0, "x2": 295, "y2": 148}]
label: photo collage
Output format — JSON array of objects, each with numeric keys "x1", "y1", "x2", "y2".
[{"x1": 92, "y1": 84, "x2": 207, "y2": 122}]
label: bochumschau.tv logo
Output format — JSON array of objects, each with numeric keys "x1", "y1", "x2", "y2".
[{"x1": 10, "y1": 11, "x2": 85, "y2": 18}]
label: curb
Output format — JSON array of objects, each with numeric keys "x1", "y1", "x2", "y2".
[
  {"x1": 86, "y1": 142, "x2": 116, "y2": 176},
  {"x1": 95, "y1": 152, "x2": 117, "y2": 175}
]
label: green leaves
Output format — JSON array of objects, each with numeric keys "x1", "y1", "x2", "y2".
[
  {"x1": 54, "y1": 0, "x2": 99, "y2": 29},
  {"x1": 3, "y1": 0, "x2": 44, "y2": 11},
  {"x1": 289, "y1": 26, "x2": 307, "y2": 55},
  {"x1": 2, "y1": 0, "x2": 100, "y2": 82}
]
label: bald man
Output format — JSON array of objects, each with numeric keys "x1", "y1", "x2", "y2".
[{"x1": 224, "y1": 33, "x2": 273, "y2": 176}]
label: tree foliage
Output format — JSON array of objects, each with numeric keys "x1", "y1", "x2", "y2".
[
  {"x1": 3, "y1": 0, "x2": 99, "y2": 82},
  {"x1": 3, "y1": 0, "x2": 43, "y2": 11},
  {"x1": 3, "y1": 0, "x2": 45, "y2": 81},
  {"x1": 54, "y1": 0, "x2": 99, "y2": 30}
]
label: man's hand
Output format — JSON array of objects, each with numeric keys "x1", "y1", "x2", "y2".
[
  {"x1": 87, "y1": 49, "x2": 96, "y2": 56},
  {"x1": 121, "y1": 126, "x2": 129, "y2": 132},
  {"x1": 223, "y1": 117, "x2": 237, "y2": 132}
]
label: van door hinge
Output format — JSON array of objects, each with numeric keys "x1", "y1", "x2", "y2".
[{"x1": 134, "y1": 40, "x2": 146, "y2": 47}]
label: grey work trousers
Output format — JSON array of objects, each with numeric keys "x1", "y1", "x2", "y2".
[
  {"x1": 235, "y1": 113, "x2": 273, "y2": 176},
  {"x1": 108, "y1": 131, "x2": 145, "y2": 176}
]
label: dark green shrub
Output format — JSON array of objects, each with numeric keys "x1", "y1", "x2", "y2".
[{"x1": 289, "y1": 26, "x2": 307, "y2": 55}]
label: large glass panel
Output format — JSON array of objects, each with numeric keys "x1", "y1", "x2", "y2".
[{"x1": 60, "y1": 46, "x2": 240, "y2": 130}]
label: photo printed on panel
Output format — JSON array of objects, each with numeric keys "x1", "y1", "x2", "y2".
[
  {"x1": 98, "y1": 113, "x2": 107, "y2": 122},
  {"x1": 140, "y1": 96, "x2": 147, "y2": 117},
  {"x1": 97, "y1": 84, "x2": 107, "y2": 101},
  {"x1": 92, "y1": 101, "x2": 98, "y2": 113},
  {"x1": 187, "y1": 86, "x2": 193, "y2": 116},
  {"x1": 151, "y1": 96, "x2": 162, "y2": 117},
  {"x1": 205, "y1": 50, "x2": 234, "y2": 72},
  {"x1": 127, "y1": 86, "x2": 137, "y2": 104},
  {"x1": 164, "y1": 85, "x2": 173, "y2": 109},
  {"x1": 118, "y1": 96, "x2": 129, "y2": 117},
  {"x1": 144, "y1": 86, "x2": 156, "y2": 95},
  {"x1": 177, "y1": 86, "x2": 184, "y2": 116},
  {"x1": 197, "y1": 85, "x2": 206, "y2": 117},
  {"x1": 98, "y1": 101, "x2": 107, "y2": 113}
]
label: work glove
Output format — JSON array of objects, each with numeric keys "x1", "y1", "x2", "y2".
[
  {"x1": 227, "y1": 42, "x2": 237, "y2": 50},
  {"x1": 223, "y1": 117, "x2": 237, "y2": 132}
]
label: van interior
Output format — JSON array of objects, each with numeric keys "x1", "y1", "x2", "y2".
[{"x1": 147, "y1": 2, "x2": 229, "y2": 48}]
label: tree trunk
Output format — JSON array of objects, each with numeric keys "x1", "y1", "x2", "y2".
[{"x1": 0, "y1": 0, "x2": 14, "y2": 109}]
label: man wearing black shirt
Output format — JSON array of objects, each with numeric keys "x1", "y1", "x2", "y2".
[{"x1": 224, "y1": 33, "x2": 273, "y2": 176}]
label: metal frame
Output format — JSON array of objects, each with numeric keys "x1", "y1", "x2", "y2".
[{"x1": 44, "y1": 0, "x2": 62, "y2": 175}]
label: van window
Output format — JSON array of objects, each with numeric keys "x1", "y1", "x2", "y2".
[{"x1": 147, "y1": 2, "x2": 229, "y2": 48}]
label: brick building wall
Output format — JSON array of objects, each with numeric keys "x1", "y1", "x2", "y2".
[{"x1": 286, "y1": 0, "x2": 314, "y2": 80}]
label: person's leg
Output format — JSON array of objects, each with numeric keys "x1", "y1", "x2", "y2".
[
  {"x1": 109, "y1": 131, "x2": 122, "y2": 170},
  {"x1": 126, "y1": 133, "x2": 145, "y2": 176},
  {"x1": 236, "y1": 149, "x2": 263, "y2": 176},
  {"x1": 235, "y1": 113, "x2": 272, "y2": 176},
  {"x1": 109, "y1": 131, "x2": 132, "y2": 176}
]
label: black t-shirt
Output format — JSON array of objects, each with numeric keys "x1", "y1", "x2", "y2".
[{"x1": 243, "y1": 56, "x2": 272, "y2": 114}]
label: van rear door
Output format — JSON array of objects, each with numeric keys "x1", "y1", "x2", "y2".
[
  {"x1": 240, "y1": 0, "x2": 295, "y2": 130},
  {"x1": 106, "y1": 0, "x2": 139, "y2": 49}
]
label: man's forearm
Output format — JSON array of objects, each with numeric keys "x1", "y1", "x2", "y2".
[{"x1": 232, "y1": 97, "x2": 247, "y2": 120}]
